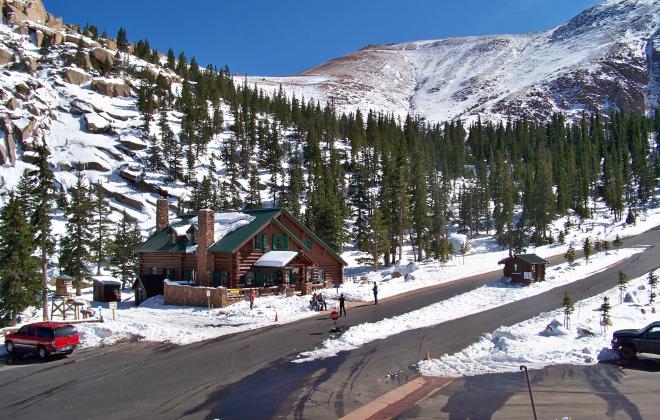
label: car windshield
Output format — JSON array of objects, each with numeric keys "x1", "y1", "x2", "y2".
[{"x1": 54, "y1": 325, "x2": 77, "y2": 338}]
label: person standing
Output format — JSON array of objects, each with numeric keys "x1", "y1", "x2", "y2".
[
  {"x1": 339, "y1": 293, "x2": 347, "y2": 317},
  {"x1": 249, "y1": 288, "x2": 255, "y2": 310},
  {"x1": 372, "y1": 282, "x2": 378, "y2": 305}
]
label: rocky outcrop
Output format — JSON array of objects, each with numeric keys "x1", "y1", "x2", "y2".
[
  {"x1": 62, "y1": 67, "x2": 91, "y2": 85},
  {"x1": 84, "y1": 112, "x2": 111, "y2": 133},
  {"x1": 91, "y1": 78, "x2": 131, "y2": 97},
  {"x1": 119, "y1": 135, "x2": 147, "y2": 150},
  {"x1": 12, "y1": 117, "x2": 35, "y2": 142},
  {"x1": 73, "y1": 160, "x2": 111, "y2": 172},
  {"x1": 0, "y1": 45, "x2": 14, "y2": 66},
  {"x1": 5, "y1": 96, "x2": 19, "y2": 110},
  {"x1": 63, "y1": 33, "x2": 99, "y2": 49},
  {"x1": 98, "y1": 183, "x2": 144, "y2": 211},
  {"x1": 89, "y1": 47, "x2": 114, "y2": 68},
  {"x1": 4, "y1": 0, "x2": 49, "y2": 23}
]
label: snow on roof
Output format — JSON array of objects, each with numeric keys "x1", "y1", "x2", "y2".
[
  {"x1": 254, "y1": 251, "x2": 299, "y2": 268},
  {"x1": 189, "y1": 212, "x2": 256, "y2": 243},
  {"x1": 94, "y1": 278, "x2": 122, "y2": 286},
  {"x1": 173, "y1": 212, "x2": 256, "y2": 253}
]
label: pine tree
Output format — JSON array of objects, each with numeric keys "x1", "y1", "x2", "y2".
[
  {"x1": 31, "y1": 143, "x2": 55, "y2": 321},
  {"x1": 617, "y1": 270, "x2": 629, "y2": 304},
  {"x1": 564, "y1": 244, "x2": 576, "y2": 267},
  {"x1": 562, "y1": 291, "x2": 575, "y2": 329},
  {"x1": 583, "y1": 237, "x2": 591, "y2": 263},
  {"x1": 599, "y1": 296, "x2": 612, "y2": 332},
  {"x1": 613, "y1": 234, "x2": 623, "y2": 253},
  {"x1": 110, "y1": 211, "x2": 142, "y2": 289},
  {"x1": 245, "y1": 164, "x2": 262, "y2": 209},
  {"x1": 364, "y1": 199, "x2": 388, "y2": 271},
  {"x1": 648, "y1": 270, "x2": 658, "y2": 304},
  {"x1": 74, "y1": 37, "x2": 88, "y2": 69},
  {"x1": 91, "y1": 183, "x2": 111, "y2": 275},
  {"x1": 0, "y1": 194, "x2": 39, "y2": 325},
  {"x1": 40, "y1": 34, "x2": 52, "y2": 56},
  {"x1": 116, "y1": 27, "x2": 129, "y2": 52},
  {"x1": 59, "y1": 172, "x2": 93, "y2": 296}
]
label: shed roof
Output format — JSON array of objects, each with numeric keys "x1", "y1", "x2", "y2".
[{"x1": 498, "y1": 254, "x2": 550, "y2": 265}]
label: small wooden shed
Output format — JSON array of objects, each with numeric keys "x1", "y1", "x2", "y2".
[
  {"x1": 498, "y1": 254, "x2": 549, "y2": 285},
  {"x1": 132, "y1": 274, "x2": 165, "y2": 306},
  {"x1": 93, "y1": 278, "x2": 122, "y2": 302}
]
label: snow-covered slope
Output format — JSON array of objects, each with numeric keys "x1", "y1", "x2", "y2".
[{"x1": 251, "y1": 0, "x2": 660, "y2": 122}]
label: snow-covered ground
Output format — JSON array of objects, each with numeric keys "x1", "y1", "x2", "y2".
[
  {"x1": 335, "y1": 197, "x2": 660, "y2": 303},
  {"x1": 419, "y1": 271, "x2": 660, "y2": 377},
  {"x1": 293, "y1": 248, "x2": 642, "y2": 363}
]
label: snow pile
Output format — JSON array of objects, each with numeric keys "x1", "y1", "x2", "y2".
[
  {"x1": 293, "y1": 248, "x2": 642, "y2": 363},
  {"x1": 419, "y1": 272, "x2": 660, "y2": 377},
  {"x1": 74, "y1": 291, "x2": 316, "y2": 348},
  {"x1": 189, "y1": 212, "x2": 256, "y2": 242}
]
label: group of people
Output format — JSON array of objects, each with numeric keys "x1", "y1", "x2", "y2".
[{"x1": 310, "y1": 293, "x2": 328, "y2": 311}]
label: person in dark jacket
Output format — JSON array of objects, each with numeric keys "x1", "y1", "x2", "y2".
[
  {"x1": 373, "y1": 282, "x2": 378, "y2": 305},
  {"x1": 339, "y1": 293, "x2": 347, "y2": 317}
]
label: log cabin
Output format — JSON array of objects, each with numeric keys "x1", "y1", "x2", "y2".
[
  {"x1": 136, "y1": 199, "x2": 346, "y2": 294},
  {"x1": 498, "y1": 253, "x2": 549, "y2": 285}
]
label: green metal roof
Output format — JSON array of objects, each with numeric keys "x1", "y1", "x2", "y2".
[
  {"x1": 516, "y1": 254, "x2": 549, "y2": 265},
  {"x1": 137, "y1": 208, "x2": 347, "y2": 266},
  {"x1": 136, "y1": 214, "x2": 196, "y2": 253},
  {"x1": 206, "y1": 208, "x2": 282, "y2": 253}
]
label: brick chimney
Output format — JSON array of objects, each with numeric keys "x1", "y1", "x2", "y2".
[
  {"x1": 156, "y1": 198, "x2": 169, "y2": 231},
  {"x1": 196, "y1": 209, "x2": 215, "y2": 287}
]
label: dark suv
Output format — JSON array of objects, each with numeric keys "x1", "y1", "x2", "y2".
[
  {"x1": 4, "y1": 322, "x2": 80, "y2": 359},
  {"x1": 611, "y1": 321, "x2": 660, "y2": 360}
]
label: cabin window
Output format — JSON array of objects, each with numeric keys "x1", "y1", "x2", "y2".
[
  {"x1": 318, "y1": 268, "x2": 326, "y2": 283},
  {"x1": 512, "y1": 263, "x2": 518, "y2": 273},
  {"x1": 253, "y1": 234, "x2": 268, "y2": 250},
  {"x1": 304, "y1": 238, "x2": 313, "y2": 250},
  {"x1": 170, "y1": 232, "x2": 177, "y2": 244},
  {"x1": 165, "y1": 268, "x2": 175, "y2": 279},
  {"x1": 150, "y1": 267, "x2": 158, "y2": 275},
  {"x1": 214, "y1": 271, "x2": 229, "y2": 287},
  {"x1": 244, "y1": 271, "x2": 254, "y2": 286},
  {"x1": 273, "y1": 233, "x2": 289, "y2": 250},
  {"x1": 183, "y1": 268, "x2": 193, "y2": 281}
]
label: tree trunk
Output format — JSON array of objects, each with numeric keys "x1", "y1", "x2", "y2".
[{"x1": 42, "y1": 248, "x2": 48, "y2": 321}]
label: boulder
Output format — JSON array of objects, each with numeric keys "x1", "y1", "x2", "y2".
[
  {"x1": 62, "y1": 67, "x2": 91, "y2": 85},
  {"x1": 14, "y1": 24, "x2": 29, "y2": 35},
  {"x1": 45, "y1": 13, "x2": 63, "y2": 30},
  {"x1": 576, "y1": 325, "x2": 596, "y2": 338},
  {"x1": 21, "y1": 150, "x2": 39, "y2": 164},
  {"x1": 64, "y1": 33, "x2": 99, "y2": 49},
  {"x1": 0, "y1": 46, "x2": 14, "y2": 66},
  {"x1": 33, "y1": 29, "x2": 43, "y2": 47},
  {"x1": 104, "y1": 39, "x2": 117, "y2": 51},
  {"x1": 73, "y1": 160, "x2": 111, "y2": 172},
  {"x1": 84, "y1": 112, "x2": 111, "y2": 133},
  {"x1": 5, "y1": 132, "x2": 16, "y2": 166},
  {"x1": 23, "y1": 56, "x2": 37, "y2": 73},
  {"x1": 91, "y1": 78, "x2": 131, "y2": 97},
  {"x1": 90, "y1": 47, "x2": 114, "y2": 68},
  {"x1": 540, "y1": 319, "x2": 569, "y2": 336},
  {"x1": 119, "y1": 135, "x2": 147, "y2": 151},
  {"x1": 623, "y1": 293, "x2": 634, "y2": 303},
  {"x1": 52, "y1": 31, "x2": 63, "y2": 45},
  {"x1": 0, "y1": 143, "x2": 7, "y2": 165},
  {"x1": 13, "y1": 118, "x2": 35, "y2": 142},
  {"x1": 7, "y1": 0, "x2": 50, "y2": 23},
  {"x1": 5, "y1": 96, "x2": 19, "y2": 110},
  {"x1": 14, "y1": 81, "x2": 31, "y2": 97},
  {"x1": 391, "y1": 271, "x2": 402, "y2": 278}
]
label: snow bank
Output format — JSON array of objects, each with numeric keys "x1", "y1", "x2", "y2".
[
  {"x1": 419, "y1": 272, "x2": 660, "y2": 377},
  {"x1": 293, "y1": 248, "x2": 642, "y2": 363}
]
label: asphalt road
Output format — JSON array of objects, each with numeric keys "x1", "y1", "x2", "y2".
[{"x1": 1, "y1": 226, "x2": 658, "y2": 419}]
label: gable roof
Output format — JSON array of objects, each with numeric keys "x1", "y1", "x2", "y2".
[
  {"x1": 136, "y1": 214, "x2": 195, "y2": 253},
  {"x1": 500, "y1": 254, "x2": 549, "y2": 265},
  {"x1": 137, "y1": 207, "x2": 347, "y2": 265},
  {"x1": 133, "y1": 274, "x2": 165, "y2": 296},
  {"x1": 207, "y1": 208, "x2": 282, "y2": 252}
]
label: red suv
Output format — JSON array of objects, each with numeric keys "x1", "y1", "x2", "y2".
[{"x1": 4, "y1": 322, "x2": 80, "y2": 359}]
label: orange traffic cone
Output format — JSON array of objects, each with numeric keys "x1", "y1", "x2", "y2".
[{"x1": 275, "y1": 312, "x2": 279, "y2": 322}]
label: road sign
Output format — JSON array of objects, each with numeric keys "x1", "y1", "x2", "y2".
[
  {"x1": 330, "y1": 310, "x2": 339, "y2": 321},
  {"x1": 108, "y1": 301, "x2": 117, "y2": 310}
]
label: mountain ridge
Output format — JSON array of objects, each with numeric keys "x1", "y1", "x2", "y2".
[{"x1": 250, "y1": 0, "x2": 659, "y2": 123}]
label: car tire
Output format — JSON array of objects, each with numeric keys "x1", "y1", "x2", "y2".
[
  {"x1": 5, "y1": 341, "x2": 15, "y2": 354},
  {"x1": 619, "y1": 345, "x2": 637, "y2": 360},
  {"x1": 37, "y1": 345, "x2": 48, "y2": 360}
]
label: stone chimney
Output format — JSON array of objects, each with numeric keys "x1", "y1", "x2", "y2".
[
  {"x1": 156, "y1": 198, "x2": 169, "y2": 231},
  {"x1": 196, "y1": 209, "x2": 215, "y2": 287}
]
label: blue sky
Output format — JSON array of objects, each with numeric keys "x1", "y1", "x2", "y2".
[{"x1": 42, "y1": 0, "x2": 600, "y2": 76}]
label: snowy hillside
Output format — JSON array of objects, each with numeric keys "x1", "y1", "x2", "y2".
[{"x1": 250, "y1": 0, "x2": 660, "y2": 123}]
